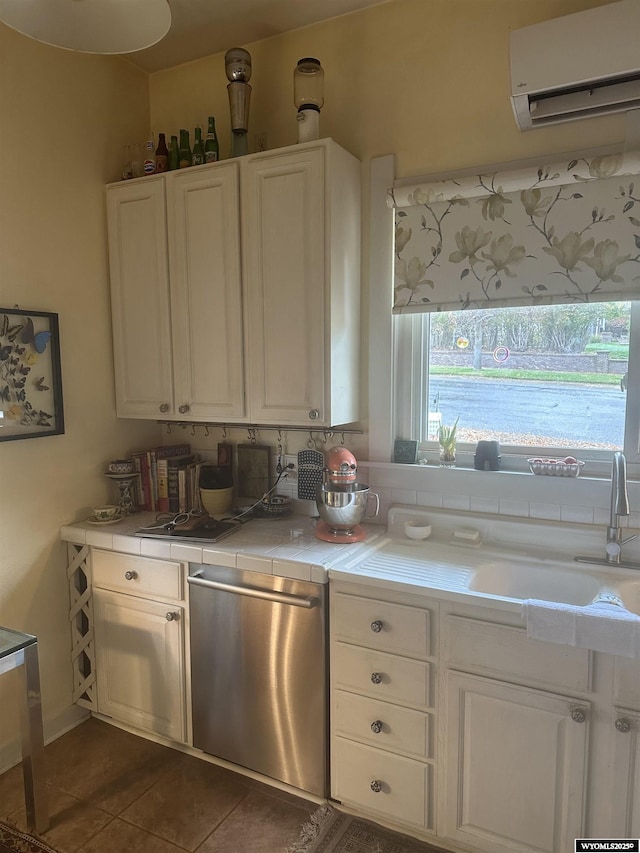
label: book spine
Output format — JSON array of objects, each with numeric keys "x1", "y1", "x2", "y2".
[
  {"x1": 149, "y1": 450, "x2": 157, "y2": 511},
  {"x1": 178, "y1": 468, "x2": 187, "y2": 512},
  {"x1": 134, "y1": 452, "x2": 152, "y2": 510},
  {"x1": 155, "y1": 443, "x2": 191, "y2": 459},
  {"x1": 168, "y1": 466, "x2": 180, "y2": 513},
  {"x1": 157, "y1": 458, "x2": 169, "y2": 513}
]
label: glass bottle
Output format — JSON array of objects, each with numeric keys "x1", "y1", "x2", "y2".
[
  {"x1": 168, "y1": 135, "x2": 179, "y2": 171},
  {"x1": 192, "y1": 126, "x2": 205, "y2": 166},
  {"x1": 178, "y1": 128, "x2": 192, "y2": 169},
  {"x1": 143, "y1": 137, "x2": 155, "y2": 175},
  {"x1": 204, "y1": 116, "x2": 220, "y2": 163},
  {"x1": 155, "y1": 133, "x2": 169, "y2": 173}
]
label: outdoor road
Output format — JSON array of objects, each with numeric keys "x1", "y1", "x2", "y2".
[{"x1": 430, "y1": 376, "x2": 626, "y2": 447}]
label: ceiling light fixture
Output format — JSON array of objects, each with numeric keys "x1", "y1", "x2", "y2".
[{"x1": 0, "y1": 0, "x2": 172, "y2": 55}]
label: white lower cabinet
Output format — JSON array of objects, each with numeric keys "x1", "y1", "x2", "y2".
[
  {"x1": 329, "y1": 584, "x2": 601, "y2": 852},
  {"x1": 92, "y1": 550, "x2": 188, "y2": 743},
  {"x1": 330, "y1": 584, "x2": 436, "y2": 835},
  {"x1": 444, "y1": 672, "x2": 589, "y2": 853}
]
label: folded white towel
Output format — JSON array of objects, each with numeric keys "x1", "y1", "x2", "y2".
[{"x1": 522, "y1": 598, "x2": 640, "y2": 658}]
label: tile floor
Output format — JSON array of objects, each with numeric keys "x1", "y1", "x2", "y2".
[{"x1": 0, "y1": 718, "x2": 315, "y2": 853}]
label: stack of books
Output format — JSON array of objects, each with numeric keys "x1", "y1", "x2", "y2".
[{"x1": 131, "y1": 443, "x2": 203, "y2": 513}]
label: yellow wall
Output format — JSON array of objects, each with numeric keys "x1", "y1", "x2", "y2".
[
  {"x1": 149, "y1": 0, "x2": 624, "y2": 175},
  {"x1": 0, "y1": 25, "x2": 161, "y2": 756}
]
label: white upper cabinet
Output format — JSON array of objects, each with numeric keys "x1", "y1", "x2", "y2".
[
  {"x1": 107, "y1": 179, "x2": 174, "y2": 419},
  {"x1": 167, "y1": 164, "x2": 245, "y2": 421},
  {"x1": 107, "y1": 164, "x2": 244, "y2": 421},
  {"x1": 242, "y1": 140, "x2": 361, "y2": 426},
  {"x1": 106, "y1": 139, "x2": 361, "y2": 427}
]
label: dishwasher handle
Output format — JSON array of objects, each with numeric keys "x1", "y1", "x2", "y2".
[{"x1": 187, "y1": 572, "x2": 318, "y2": 609}]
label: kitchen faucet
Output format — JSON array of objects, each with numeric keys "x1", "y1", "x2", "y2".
[{"x1": 575, "y1": 451, "x2": 640, "y2": 569}]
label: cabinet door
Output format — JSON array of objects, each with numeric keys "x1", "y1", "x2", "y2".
[
  {"x1": 445, "y1": 672, "x2": 588, "y2": 853},
  {"x1": 94, "y1": 590, "x2": 186, "y2": 742},
  {"x1": 611, "y1": 709, "x2": 640, "y2": 837},
  {"x1": 242, "y1": 147, "x2": 326, "y2": 425},
  {"x1": 167, "y1": 165, "x2": 246, "y2": 421},
  {"x1": 107, "y1": 179, "x2": 174, "y2": 419}
]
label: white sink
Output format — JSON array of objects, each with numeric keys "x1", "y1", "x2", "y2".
[
  {"x1": 609, "y1": 578, "x2": 640, "y2": 616},
  {"x1": 468, "y1": 561, "x2": 604, "y2": 606}
]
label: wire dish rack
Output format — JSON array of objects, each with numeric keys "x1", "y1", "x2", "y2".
[{"x1": 528, "y1": 458, "x2": 585, "y2": 477}]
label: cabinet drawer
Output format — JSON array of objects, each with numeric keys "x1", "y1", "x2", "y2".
[
  {"x1": 332, "y1": 737, "x2": 430, "y2": 828},
  {"x1": 333, "y1": 592, "x2": 430, "y2": 657},
  {"x1": 333, "y1": 642, "x2": 431, "y2": 708},
  {"x1": 614, "y1": 657, "x2": 640, "y2": 709},
  {"x1": 92, "y1": 550, "x2": 183, "y2": 601},
  {"x1": 334, "y1": 689, "x2": 431, "y2": 759},
  {"x1": 445, "y1": 614, "x2": 591, "y2": 692}
]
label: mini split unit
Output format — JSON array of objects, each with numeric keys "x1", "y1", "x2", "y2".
[{"x1": 510, "y1": 0, "x2": 640, "y2": 131}]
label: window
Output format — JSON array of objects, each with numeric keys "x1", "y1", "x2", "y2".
[{"x1": 394, "y1": 301, "x2": 640, "y2": 471}]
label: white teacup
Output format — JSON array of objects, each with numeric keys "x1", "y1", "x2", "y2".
[{"x1": 93, "y1": 505, "x2": 120, "y2": 521}]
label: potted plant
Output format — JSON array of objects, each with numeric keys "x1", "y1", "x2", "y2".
[{"x1": 438, "y1": 417, "x2": 459, "y2": 467}]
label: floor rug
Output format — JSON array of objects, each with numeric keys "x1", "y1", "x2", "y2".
[
  {"x1": 285, "y1": 806, "x2": 445, "y2": 853},
  {"x1": 0, "y1": 821, "x2": 60, "y2": 853}
]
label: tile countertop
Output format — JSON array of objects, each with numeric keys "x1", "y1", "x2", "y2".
[{"x1": 60, "y1": 512, "x2": 383, "y2": 584}]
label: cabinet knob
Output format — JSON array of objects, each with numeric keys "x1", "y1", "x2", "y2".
[
  {"x1": 159, "y1": 403, "x2": 169, "y2": 413},
  {"x1": 308, "y1": 409, "x2": 320, "y2": 420},
  {"x1": 370, "y1": 780, "x2": 383, "y2": 793},
  {"x1": 370, "y1": 672, "x2": 383, "y2": 684},
  {"x1": 370, "y1": 720, "x2": 383, "y2": 734},
  {"x1": 615, "y1": 718, "x2": 631, "y2": 734},
  {"x1": 370, "y1": 620, "x2": 383, "y2": 633},
  {"x1": 165, "y1": 611, "x2": 180, "y2": 622},
  {"x1": 124, "y1": 570, "x2": 138, "y2": 581},
  {"x1": 570, "y1": 707, "x2": 587, "y2": 723},
  {"x1": 178, "y1": 404, "x2": 190, "y2": 414}
]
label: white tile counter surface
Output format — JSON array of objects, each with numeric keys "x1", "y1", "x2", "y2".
[
  {"x1": 62, "y1": 505, "x2": 640, "y2": 613},
  {"x1": 61, "y1": 512, "x2": 382, "y2": 584}
]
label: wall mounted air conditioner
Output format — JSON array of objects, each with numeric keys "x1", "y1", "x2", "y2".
[{"x1": 510, "y1": 0, "x2": 640, "y2": 131}]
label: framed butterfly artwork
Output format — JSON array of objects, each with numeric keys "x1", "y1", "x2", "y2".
[{"x1": 0, "y1": 308, "x2": 65, "y2": 442}]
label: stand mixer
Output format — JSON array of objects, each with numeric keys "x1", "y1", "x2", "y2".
[{"x1": 315, "y1": 447, "x2": 379, "y2": 543}]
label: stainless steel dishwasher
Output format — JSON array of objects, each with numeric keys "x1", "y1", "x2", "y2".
[{"x1": 187, "y1": 563, "x2": 328, "y2": 797}]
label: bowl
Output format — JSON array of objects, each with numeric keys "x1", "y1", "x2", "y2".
[
  {"x1": 93, "y1": 505, "x2": 120, "y2": 521},
  {"x1": 200, "y1": 486, "x2": 233, "y2": 517},
  {"x1": 528, "y1": 458, "x2": 585, "y2": 477},
  {"x1": 108, "y1": 459, "x2": 134, "y2": 474},
  {"x1": 316, "y1": 483, "x2": 379, "y2": 529},
  {"x1": 404, "y1": 520, "x2": 432, "y2": 540}
]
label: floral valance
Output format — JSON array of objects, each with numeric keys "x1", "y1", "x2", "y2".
[{"x1": 389, "y1": 150, "x2": 640, "y2": 314}]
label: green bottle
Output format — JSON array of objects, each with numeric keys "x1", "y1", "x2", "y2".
[
  {"x1": 178, "y1": 128, "x2": 192, "y2": 169},
  {"x1": 192, "y1": 126, "x2": 205, "y2": 166},
  {"x1": 204, "y1": 116, "x2": 220, "y2": 163},
  {"x1": 168, "y1": 135, "x2": 179, "y2": 171}
]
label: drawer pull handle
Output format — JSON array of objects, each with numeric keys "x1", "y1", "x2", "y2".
[
  {"x1": 370, "y1": 720, "x2": 383, "y2": 734},
  {"x1": 159, "y1": 403, "x2": 169, "y2": 413},
  {"x1": 178, "y1": 404, "x2": 190, "y2": 414},
  {"x1": 570, "y1": 707, "x2": 587, "y2": 723},
  {"x1": 615, "y1": 718, "x2": 631, "y2": 733},
  {"x1": 165, "y1": 611, "x2": 179, "y2": 622},
  {"x1": 370, "y1": 672, "x2": 383, "y2": 684},
  {"x1": 370, "y1": 780, "x2": 383, "y2": 793},
  {"x1": 124, "y1": 571, "x2": 138, "y2": 581},
  {"x1": 370, "y1": 620, "x2": 383, "y2": 633}
]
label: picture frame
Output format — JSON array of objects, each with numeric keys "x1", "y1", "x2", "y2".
[{"x1": 0, "y1": 308, "x2": 65, "y2": 442}]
